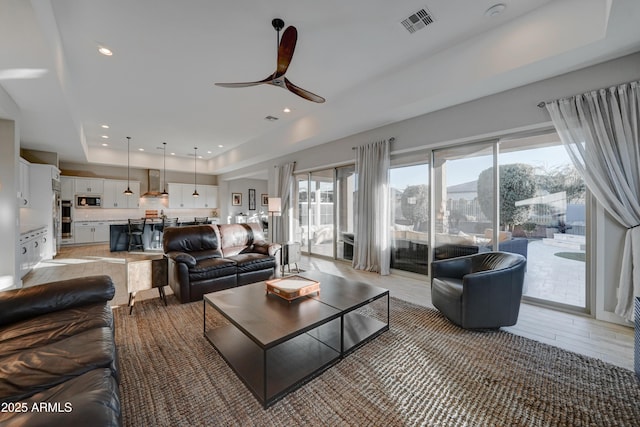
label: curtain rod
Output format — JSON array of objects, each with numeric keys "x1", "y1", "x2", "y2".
[
  {"x1": 352, "y1": 137, "x2": 395, "y2": 150},
  {"x1": 536, "y1": 78, "x2": 639, "y2": 108},
  {"x1": 274, "y1": 161, "x2": 296, "y2": 168}
]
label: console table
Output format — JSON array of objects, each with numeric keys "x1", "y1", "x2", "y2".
[
  {"x1": 126, "y1": 254, "x2": 168, "y2": 314},
  {"x1": 280, "y1": 242, "x2": 301, "y2": 274}
]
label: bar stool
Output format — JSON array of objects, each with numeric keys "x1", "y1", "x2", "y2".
[
  {"x1": 128, "y1": 218, "x2": 146, "y2": 252},
  {"x1": 150, "y1": 220, "x2": 162, "y2": 250},
  {"x1": 194, "y1": 216, "x2": 208, "y2": 225},
  {"x1": 158, "y1": 217, "x2": 178, "y2": 249}
]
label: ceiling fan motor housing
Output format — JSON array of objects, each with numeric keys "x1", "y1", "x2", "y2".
[{"x1": 272, "y1": 18, "x2": 285, "y2": 31}]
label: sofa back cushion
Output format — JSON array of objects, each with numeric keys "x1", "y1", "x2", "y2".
[
  {"x1": 163, "y1": 225, "x2": 222, "y2": 257},
  {"x1": 217, "y1": 223, "x2": 266, "y2": 257}
]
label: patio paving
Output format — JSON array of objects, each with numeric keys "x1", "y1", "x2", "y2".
[{"x1": 523, "y1": 239, "x2": 586, "y2": 307}]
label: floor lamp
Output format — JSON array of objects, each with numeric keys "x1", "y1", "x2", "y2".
[{"x1": 268, "y1": 197, "x2": 281, "y2": 243}]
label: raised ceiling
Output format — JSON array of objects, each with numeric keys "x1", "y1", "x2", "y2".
[{"x1": 1, "y1": 0, "x2": 640, "y2": 176}]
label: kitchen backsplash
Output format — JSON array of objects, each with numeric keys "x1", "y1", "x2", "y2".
[{"x1": 73, "y1": 197, "x2": 218, "y2": 222}]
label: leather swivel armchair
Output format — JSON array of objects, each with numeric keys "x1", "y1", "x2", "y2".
[{"x1": 430, "y1": 252, "x2": 526, "y2": 329}]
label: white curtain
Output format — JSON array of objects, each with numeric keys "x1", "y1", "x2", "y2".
[
  {"x1": 545, "y1": 81, "x2": 640, "y2": 321},
  {"x1": 276, "y1": 162, "x2": 295, "y2": 243},
  {"x1": 353, "y1": 140, "x2": 391, "y2": 275}
]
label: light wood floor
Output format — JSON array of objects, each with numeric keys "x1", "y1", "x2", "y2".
[{"x1": 22, "y1": 244, "x2": 635, "y2": 371}]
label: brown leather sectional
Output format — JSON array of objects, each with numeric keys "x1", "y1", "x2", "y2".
[
  {"x1": 163, "y1": 223, "x2": 281, "y2": 303},
  {"x1": 0, "y1": 275, "x2": 121, "y2": 426}
]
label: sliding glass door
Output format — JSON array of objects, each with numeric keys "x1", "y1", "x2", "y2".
[
  {"x1": 336, "y1": 165, "x2": 356, "y2": 261},
  {"x1": 499, "y1": 133, "x2": 587, "y2": 309},
  {"x1": 295, "y1": 169, "x2": 335, "y2": 258},
  {"x1": 389, "y1": 163, "x2": 430, "y2": 274},
  {"x1": 433, "y1": 142, "x2": 495, "y2": 261},
  {"x1": 432, "y1": 132, "x2": 587, "y2": 310}
]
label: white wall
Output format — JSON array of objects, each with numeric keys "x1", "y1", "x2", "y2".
[
  {"x1": 221, "y1": 178, "x2": 268, "y2": 224},
  {"x1": 219, "y1": 51, "x2": 640, "y2": 324}
]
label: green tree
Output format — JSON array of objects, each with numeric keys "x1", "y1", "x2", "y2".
[
  {"x1": 537, "y1": 164, "x2": 585, "y2": 203},
  {"x1": 477, "y1": 164, "x2": 537, "y2": 230},
  {"x1": 400, "y1": 185, "x2": 429, "y2": 230}
]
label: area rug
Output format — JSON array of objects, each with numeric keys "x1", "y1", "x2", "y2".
[{"x1": 113, "y1": 296, "x2": 640, "y2": 426}]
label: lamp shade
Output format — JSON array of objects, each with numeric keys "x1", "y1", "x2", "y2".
[{"x1": 268, "y1": 197, "x2": 281, "y2": 215}]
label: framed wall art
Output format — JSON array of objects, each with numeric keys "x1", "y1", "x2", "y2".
[
  {"x1": 248, "y1": 189, "x2": 256, "y2": 210},
  {"x1": 232, "y1": 192, "x2": 242, "y2": 206}
]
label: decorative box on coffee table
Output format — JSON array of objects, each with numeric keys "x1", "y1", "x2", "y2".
[{"x1": 265, "y1": 275, "x2": 319, "y2": 302}]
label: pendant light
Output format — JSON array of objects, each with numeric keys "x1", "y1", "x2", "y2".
[
  {"x1": 192, "y1": 147, "x2": 199, "y2": 197},
  {"x1": 124, "y1": 137, "x2": 134, "y2": 195},
  {"x1": 161, "y1": 142, "x2": 169, "y2": 196}
]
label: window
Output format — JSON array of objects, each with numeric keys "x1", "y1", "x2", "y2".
[{"x1": 389, "y1": 163, "x2": 430, "y2": 274}]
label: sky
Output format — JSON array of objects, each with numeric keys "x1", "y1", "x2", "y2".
[{"x1": 390, "y1": 145, "x2": 572, "y2": 190}]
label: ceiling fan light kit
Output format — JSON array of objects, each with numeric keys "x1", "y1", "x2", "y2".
[{"x1": 215, "y1": 18, "x2": 325, "y2": 103}]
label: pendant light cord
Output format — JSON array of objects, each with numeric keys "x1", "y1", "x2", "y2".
[{"x1": 193, "y1": 147, "x2": 199, "y2": 197}]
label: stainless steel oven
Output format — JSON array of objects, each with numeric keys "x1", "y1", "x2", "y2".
[{"x1": 61, "y1": 200, "x2": 72, "y2": 238}]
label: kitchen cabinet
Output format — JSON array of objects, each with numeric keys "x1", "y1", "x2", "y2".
[
  {"x1": 103, "y1": 180, "x2": 140, "y2": 208},
  {"x1": 195, "y1": 185, "x2": 218, "y2": 209},
  {"x1": 74, "y1": 221, "x2": 109, "y2": 244},
  {"x1": 19, "y1": 227, "x2": 46, "y2": 278},
  {"x1": 61, "y1": 176, "x2": 74, "y2": 200},
  {"x1": 167, "y1": 183, "x2": 191, "y2": 208},
  {"x1": 19, "y1": 158, "x2": 30, "y2": 207},
  {"x1": 74, "y1": 178, "x2": 104, "y2": 195},
  {"x1": 168, "y1": 183, "x2": 218, "y2": 209}
]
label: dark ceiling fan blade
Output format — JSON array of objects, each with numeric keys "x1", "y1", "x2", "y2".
[
  {"x1": 215, "y1": 74, "x2": 273, "y2": 88},
  {"x1": 275, "y1": 26, "x2": 297, "y2": 78},
  {"x1": 283, "y1": 77, "x2": 325, "y2": 103}
]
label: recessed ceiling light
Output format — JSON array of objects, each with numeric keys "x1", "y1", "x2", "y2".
[
  {"x1": 138, "y1": 148, "x2": 144, "y2": 151},
  {"x1": 218, "y1": 144, "x2": 224, "y2": 148},
  {"x1": 171, "y1": 152, "x2": 176, "y2": 155},
  {"x1": 98, "y1": 47, "x2": 113, "y2": 56},
  {"x1": 101, "y1": 135, "x2": 109, "y2": 139},
  {"x1": 198, "y1": 155, "x2": 203, "y2": 159},
  {"x1": 283, "y1": 107, "x2": 291, "y2": 113},
  {"x1": 101, "y1": 143, "x2": 108, "y2": 147},
  {"x1": 101, "y1": 124, "x2": 109, "y2": 129},
  {"x1": 485, "y1": 3, "x2": 506, "y2": 17},
  {"x1": 207, "y1": 150, "x2": 212, "y2": 154}
]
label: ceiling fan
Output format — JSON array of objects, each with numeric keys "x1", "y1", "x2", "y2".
[{"x1": 215, "y1": 18, "x2": 325, "y2": 103}]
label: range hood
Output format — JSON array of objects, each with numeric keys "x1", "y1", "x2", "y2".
[{"x1": 141, "y1": 169, "x2": 166, "y2": 198}]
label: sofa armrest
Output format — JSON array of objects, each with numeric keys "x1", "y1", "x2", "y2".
[
  {"x1": 166, "y1": 251, "x2": 197, "y2": 268},
  {"x1": 267, "y1": 243, "x2": 282, "y2": 258},
  {"x1": 0, "y1": 275, "x2": 115, "y2": 327}
]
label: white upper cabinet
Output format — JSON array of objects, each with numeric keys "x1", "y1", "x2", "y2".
[
  {"x1": 19, "y1": 158, "x2": 30, "y2": 207},
  {"x1": 74, "y1": 178, "x2": 104, "y2": 195},
  {"x1": 103, "y1": 180, "x2": 140, "y2": 209},
  {"x1": 61, "y1": 176, "x2": 74, "y2": 200},
  {"x1": 168, "y1": 183, "x2": 218, "y2": 209}
]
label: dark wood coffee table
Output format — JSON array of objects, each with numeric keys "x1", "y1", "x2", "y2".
[{"x1": 203, "y1": 271, "x2": 389, "y2": 408}]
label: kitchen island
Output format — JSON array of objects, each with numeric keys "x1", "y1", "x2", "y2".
[{"x1": 109, "y1": 219, "x2": 216, "y2": 252}]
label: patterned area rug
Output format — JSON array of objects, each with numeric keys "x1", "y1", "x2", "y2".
[{"x1": 114, "y1": 296, "x2": 640, "y2": 426}]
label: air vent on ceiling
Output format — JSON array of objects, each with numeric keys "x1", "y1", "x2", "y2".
[
  {"x1": 401, "y1": 7, "x2": 435, "y2": 34},
  {"x1": 264, "y1": 115, "x2": 279, "y2": 121}
]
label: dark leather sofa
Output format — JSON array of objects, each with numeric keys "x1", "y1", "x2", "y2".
[
  {"x1": 431, "y1": 252, "x2": 526, "y2": 329},
  {"x1": 163, "y1": 223, "x2": 281, "y2": 303},
  {"x1": 0, "y1": 275, "x2": 121, "y2": 426}
]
